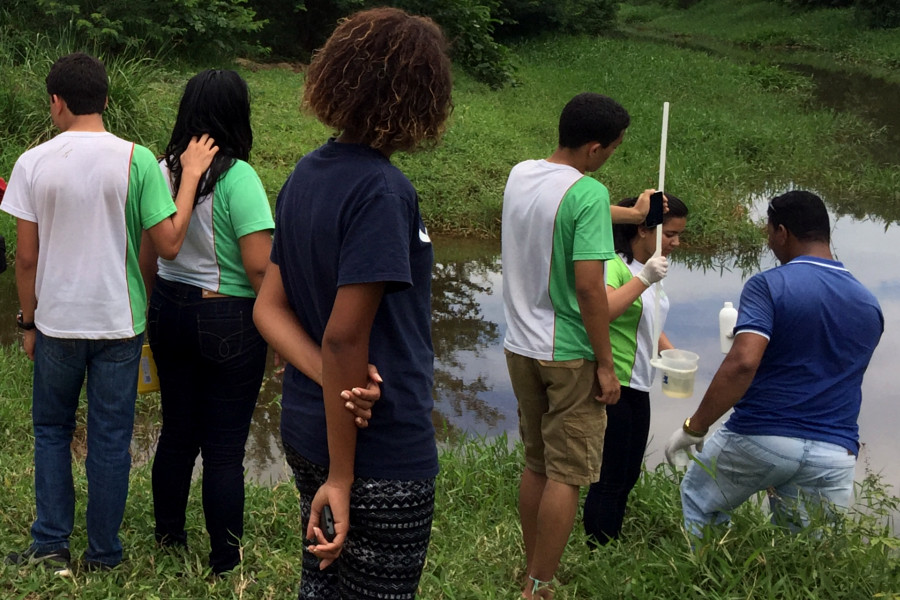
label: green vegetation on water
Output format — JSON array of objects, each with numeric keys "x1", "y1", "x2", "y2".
[{"x1": 0, "y1": 347, "x2": 898, "y2": 598}]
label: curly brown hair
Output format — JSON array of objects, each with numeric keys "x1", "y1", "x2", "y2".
[{"x1": 303, "y1": 7, "x2": 453, "y2": 153}]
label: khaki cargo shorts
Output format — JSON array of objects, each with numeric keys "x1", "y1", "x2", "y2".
[{"x1": 505, "y1": 350, "x2": 607, "y2": 486}]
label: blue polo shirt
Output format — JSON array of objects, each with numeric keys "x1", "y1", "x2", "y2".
[
  {"x1": 725, "y1": 256, "x2": 883, "y2": 453},
  {"x1": 272, "y1": 139, "x2": 437, "y2": 480}
]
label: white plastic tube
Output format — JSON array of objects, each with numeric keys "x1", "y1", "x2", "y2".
[{"x1": 652, "y1": 102, "x2": 670, "y2": 362}]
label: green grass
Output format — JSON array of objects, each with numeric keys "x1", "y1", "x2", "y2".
[
  {"x1": 1, "y1": 346, "x2": 899, "y2": 599},
  {"x1": 3, "y1": 20, "x2": 900, "y2": 260},
  {"x1": 619, "y1": 0, "x2": 900, "y2": 79}
]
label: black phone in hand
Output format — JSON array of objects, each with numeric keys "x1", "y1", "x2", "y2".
[
  {"x1": 321, "y1": 505, "x2": 336, "y2": 542},
  {"x1": 645, "y1": 191, "x2": 665, "y2": 228}
]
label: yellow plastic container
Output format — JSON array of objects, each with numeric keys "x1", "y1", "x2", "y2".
[{"x1": 137, "y1": 343, "x2": 160, "y2": 394}]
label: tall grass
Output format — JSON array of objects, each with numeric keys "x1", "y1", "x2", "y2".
[{"x1": 1, "y1": 346, "x2": 898, "y2": 599}]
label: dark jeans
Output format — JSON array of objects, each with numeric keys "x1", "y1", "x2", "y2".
[
  {"x1": 147, "y1": 277, "x2": 267, "y2": 573},
  {"x1": 583, "y1": 386, "x2": 650, "y2": 545},
  {"x1": 31, "y1": 332, "x2": 143, "y2": 566}
]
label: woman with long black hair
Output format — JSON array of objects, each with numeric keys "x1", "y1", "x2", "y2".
[{"x1": 141, "y1": 69, "x2": 273, "y2": 574}]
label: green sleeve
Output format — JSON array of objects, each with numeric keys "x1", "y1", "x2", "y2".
[
  {"x1": 223, "y1": 161, "x2": 274, "y2": 238},
  {"x1": 606, "y1": 255, "x2": 631, "y2": 289},
  {"x1": 131, "y1": 145, "x2": 175, "y2": 229},
  {"x1": 568, "y1": 176, "x2": 616, "y2": 261}
]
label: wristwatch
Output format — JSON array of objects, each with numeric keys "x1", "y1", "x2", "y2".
[
  {"x1": 682, "y1": 417, "x2": 708, "y2": 437},
  {"x1": 16, "y1": 309, "x2": 36, "y2": 331}
]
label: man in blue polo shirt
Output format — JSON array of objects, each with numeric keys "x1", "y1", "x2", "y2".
[{"x1": 665, "y1": 190, "x2": 883, "y2": 536}]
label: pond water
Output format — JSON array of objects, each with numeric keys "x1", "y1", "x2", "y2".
[
  {"x1": 133, "y1": 196, "x2": 897, "y2": 493},
  {"x1": 0, "y1": 202, "x2": 897, "y2": 496}
]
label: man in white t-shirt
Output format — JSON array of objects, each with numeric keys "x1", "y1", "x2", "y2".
[
  {"x1": 502, "y1": 92, "x2": 630, "y2": 599},
  {"x1": 1, "y1": 53, "x2": 216, "y2": 572}
]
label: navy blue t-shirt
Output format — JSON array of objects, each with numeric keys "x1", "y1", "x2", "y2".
[
  {"x1": 725, "y1": 256, "x2": 883, "y2": 454},
  {"x1": 272, "y1": 139, "x2": 437, "y2": 480}
]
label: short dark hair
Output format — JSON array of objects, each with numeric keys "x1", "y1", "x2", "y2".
[
  {"x1": 165, "y1": 69, "x2": 252, "y2": 201},
  {"x1": 614, "y1": 194, "x2": 689, "y2": 262},
  {"x1": 303, "y1": 7, "x2": 453, "y2": 152},
  {"x1": 558, "y1": 93, "x2": 630, "y2": 149},
  {"x1": 767, "y1": 190, "x2": 830, "y2": 243},
  {"x1": 45, "y1": 53, "x2": 108, "y2": 115}
]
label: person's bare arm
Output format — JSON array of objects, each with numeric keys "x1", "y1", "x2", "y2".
[
  {"x1": 605, "y1": 278, "x2": 651, "y2": 321},
  {"x1": 658, "y1": 331, "x2": 675, "y2": 353},
  {"x1": 610, "y1": 189, "x2": 655, "y2": 224},
  {"x1": 146, "y1": 135, "x2": 217, "y2": 260},
  {"x1": 239, "y1": 230, "x2": 272, "y2": 295},
  {"x1": 14, "y1": 218, "x2": 39, "y2": 360},
  {"x1": 687, "y1": 332, "x2": 768, "y2": 432},
  {"x1": 139, "y1": 230, "x2": 159, "y2": 299},
  {"x1": 253, "y1": 263, "x2": 381, "y2": 426},
  {"x1": 574, "y1": 260, "x2": 621, "y2": 405},
  {"x1": 253, "y1": 262, "x2": 325, "y2": 384},
  {"x1": 306, "y1": 282, "x2": 385, "y2": 568}
]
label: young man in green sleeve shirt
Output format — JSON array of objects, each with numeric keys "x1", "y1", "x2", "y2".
[
  {"x1": 1, "y1": 53, "x2": 216, "y2": 572},
  {"x1": 502, "y1": 92, "x2": 635, "y2": 599}
]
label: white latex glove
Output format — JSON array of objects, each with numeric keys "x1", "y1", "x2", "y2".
[
  {"x1": 664, "y1": 427, "x2": 705, "y2": 469},
  {"x1": 636, "y1": 255, "x2": 668, "y2": 286}
]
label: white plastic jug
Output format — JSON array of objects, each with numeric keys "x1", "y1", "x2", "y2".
[{"x1": 719, "y1": 301, "x2": 738, "y2": 354}]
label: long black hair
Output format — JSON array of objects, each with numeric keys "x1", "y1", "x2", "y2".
[
  {"x1": 614, "y1": 194, "x2": 688, "y2": 264},
  {"x1": 165, "y1": 69, "x2": 252, "y2": 202}
]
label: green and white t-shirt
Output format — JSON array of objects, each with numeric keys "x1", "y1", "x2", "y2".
[
  {"x1": 1, "y1": 131, "x2": 175, "y2": 338},
  {"x1": 501, "y1": 159, "x2": 616, "y2": 361},
  {"x1": 157, "y1": 160, "x2": 273, "y2": 298},
  {"x1": 607, "y1": 254, "x2": 670, "y2": 391}
]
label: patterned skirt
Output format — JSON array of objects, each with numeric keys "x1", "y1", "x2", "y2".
[{"x1": 284, "y1": 443, "x2": 436, "y2": 600}]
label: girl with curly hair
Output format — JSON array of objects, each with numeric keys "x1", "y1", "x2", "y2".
[{"x1": 253, "y1": 7, "x2": 452, "y2": 598}]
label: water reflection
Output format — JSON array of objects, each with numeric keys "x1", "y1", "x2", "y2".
[
  {"x1": 3, "y1": 197, "x2": 897, "y2": 494},
  {"x1": 432, "y1": 242, "x2": 505, "y2": 442}
]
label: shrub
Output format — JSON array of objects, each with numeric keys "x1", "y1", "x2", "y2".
[
  {"x1": 778, "y1": 0, "x2": 854, "y2": 7},
  {"x1": 855, "y1": 0, "x2": 900, "y2": 29},
  {"x1": 249, "y1": 0, "x2": 365, "y2": 61},
  {"x1": 495, "y1": 0, "x2": 619, "y2": 39},
  {"x1": 251, "y1": 0, "x2": 515, "y2": 88},
  {"x1": 2, "y1": 0, "x2": 263, "y2": 60},
  {"x1": 393, "y1": 0, "x2": 514, "y2": 88}
]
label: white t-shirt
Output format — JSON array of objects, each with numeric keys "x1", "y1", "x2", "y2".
[
  {"x1": 501, "y1": 159, "x2": 616, "y2": 361},
  {"x1": 1, "y1": 131, "x2": 174, "y2": 338}
]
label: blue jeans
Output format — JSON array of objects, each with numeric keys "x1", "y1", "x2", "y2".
[
  {"x1": 681, "y1": 426, "x2": 857, "y2": 537},
  {"x1": 148, "y1": 277, "x2": 267, "y2": 573},
  {"x1": 31, "y1": 331, "x2": 143, "y2": 566}
]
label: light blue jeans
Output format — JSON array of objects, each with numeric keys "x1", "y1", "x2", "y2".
[
  {"x1": 681, "y1": 426, "x2": 856, "y2": 537},
  {"x1": 30, "y1": 331, "x2": 143, "y2": 566}
]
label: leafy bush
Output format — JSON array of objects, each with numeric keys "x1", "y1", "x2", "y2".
[
  {"x1": 779, "y1": 0, "x2": 854, "y2": 6},
  {"x1": 251, "y1": 0, "x2": 515, "y2": 88},
  {"x1": 249, "y1": 0, "x2": 365, "y2": 61},
  {"x1": 855, "y1": 0, "x2": 900, "y2": 29},
  {"x1": 495, "y1": 0, "x2": 619, "y2": 39},
  {"x1": 393, "y1": 0, "x2": 514, "y2": 88},
  {"x1": 2, "y1": 0, "x2": 263, "y2": 60}
]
